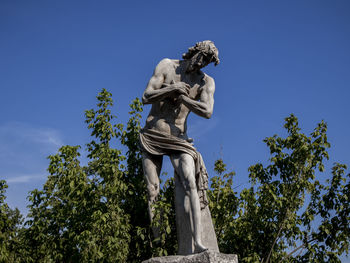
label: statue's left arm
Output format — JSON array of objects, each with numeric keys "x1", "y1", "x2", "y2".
[{"x1": 179, "y1": 76, "x2": 215, "y2": 119}]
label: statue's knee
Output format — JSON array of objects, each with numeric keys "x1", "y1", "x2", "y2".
[
  {"x1": 184, "y1": 179, "x2": 197, "y2": 195},
  {"x1": 147, "y1": 184, "x2": 159, "y2": 200}
]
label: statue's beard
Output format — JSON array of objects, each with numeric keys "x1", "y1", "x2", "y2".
[
  {"x1": 186, "y1": 55, "x2": 203, "y2": 73},
  {"x1": 186, "y1": 61, "x2": 200, "y2": 72}
]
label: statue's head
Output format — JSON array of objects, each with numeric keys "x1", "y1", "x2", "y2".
[{"x1": 182, "y1": 40, "x2": 220, "y2": 68}]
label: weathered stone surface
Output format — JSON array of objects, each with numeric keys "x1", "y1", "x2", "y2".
[
  {"x1": 175, "y1": 173, "x2": 219, "y2": 255},
  {"x1": 142, "y1": 250, "x2": 238, "y2": 263},
  {"x1": 140, "y1": 41, "x2": 221, "y2": 254}
]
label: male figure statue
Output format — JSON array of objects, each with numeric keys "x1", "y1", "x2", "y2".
[{"x1": 139, "y1": 41, "x2": 219, "y2": 254}]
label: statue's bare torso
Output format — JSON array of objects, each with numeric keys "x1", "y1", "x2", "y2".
[{"x1": 143, "y1": 58, "x2": 215, "y2": 140}]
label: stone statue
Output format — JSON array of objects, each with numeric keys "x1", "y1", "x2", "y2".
[{"x1": 139, "y1": 40, "x2": 220, "y2": 255}]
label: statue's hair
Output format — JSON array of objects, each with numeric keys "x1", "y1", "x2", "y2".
[{"x1": 182, "y1": 40, "x2": 220, "y2": 66}]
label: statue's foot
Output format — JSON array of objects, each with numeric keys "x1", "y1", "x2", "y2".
[{"x1": 194, "y1": 242, "x2": 208, "y2": 254}]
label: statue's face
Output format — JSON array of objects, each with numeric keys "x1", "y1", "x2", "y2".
[{"x1": 187, "y1": 52, "x2": 212, "y2": 72}]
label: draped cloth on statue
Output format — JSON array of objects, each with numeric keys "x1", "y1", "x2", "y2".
[
  {"x1": 139, "y1": 128, "x2": 219, "y2": 255},
  {"x1": 139, "y1": 128, "x2": 209, "y2": 209}
]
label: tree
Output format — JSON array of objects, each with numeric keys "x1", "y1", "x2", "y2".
[
  {"x1": 23, "y1": 90, "x2": 175, "y2": 262},
  {"x1": 24, "y1": 89, "x2": 130, "y2": 262},
  {"x1": 1, "y1": 90, "x2": 348, "y2": 263},
  {"x1": 0, "y1": 180, "x2": 23, "y2": 263},
  {"x1": 209, "y1": 114, "x2": 350, "y2": 263},
  {"x1": 118, "y1": 97, "x2": 152, "y2": 261}
]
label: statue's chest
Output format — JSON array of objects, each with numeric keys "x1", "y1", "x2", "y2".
[
  {"x1": 186, "y1": 82, "x2": 202, "y2": 100},
  {"x1": 166, "y1": 70, "x2": 203, "y2": 100}
]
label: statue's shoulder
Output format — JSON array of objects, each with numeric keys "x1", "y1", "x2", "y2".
[
  {"x1": 154, "y1": 58, "x2": 177, "y2": 74},
  {"x1": 203, "y1": 73, "x2": 214, "y2": 83},
  {"x1": 202, "y1": 73, "x2": 215, "y2": 92},
  {"x1": 157, "y1": 58, "x2": 177, "y2": 67}
]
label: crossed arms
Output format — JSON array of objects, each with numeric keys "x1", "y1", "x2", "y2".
[{"x1": 142, "y1": 59, "x2": 215, "y2": 119}]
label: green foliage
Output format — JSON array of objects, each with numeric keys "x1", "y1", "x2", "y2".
[
  {"x1": 21, "y1": 90, "x2": 176, "y2": 262},
  {"x1": 209, "y1": 159, "x2": 238, "y2": 249},
  {"x1": 150, "y1": 176, "x2": 177, "y2": 257},
  {"x1": 297, "y1": 163, "x2": 350, "y2": 262},
  {"x1": 118, "y1": 98, "x2": 153, "y2": 262},
  {"x1": 1, "y1": 92, "x2": 348, "y2": 263},
  {"x1": 208, "y1": 114, "x2": 350, "y2": 263},
  {"x1": 24, "y1": 89, "x2": 130, "y2": 262},
  {"x1": 0, "y1": 180, "x2": 23, "y2": 262}
]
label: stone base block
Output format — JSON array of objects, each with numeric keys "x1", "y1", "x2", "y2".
[{"x1": 142, "y1": 250, "x2": 238, "y2": 263}]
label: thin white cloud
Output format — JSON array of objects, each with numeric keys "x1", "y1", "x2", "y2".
[
  {"x1": 0, "y1": 122, "x2": 63, "y2": 150},
  {"x1": 5, "y1": 174, "x2": 46, "y2": 184},
  {"x1": 0, "y1": 122, "x2": 64, "y2": 182}
]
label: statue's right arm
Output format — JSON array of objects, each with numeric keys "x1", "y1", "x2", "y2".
[{"x1": 142, "y1": 59, "x2": 188, "y2": 104}]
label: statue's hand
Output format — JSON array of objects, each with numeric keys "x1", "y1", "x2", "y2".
[{"x1": 170, "y1": 81, "x2": 191, "y2": 96}]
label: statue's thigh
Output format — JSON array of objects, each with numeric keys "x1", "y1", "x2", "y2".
[
  {"x1": 170, "y1": 152, "x2": 196, "y2": 189},
  {"x1": 142, "y1": 152, "x2": 163, "y2": 186}
]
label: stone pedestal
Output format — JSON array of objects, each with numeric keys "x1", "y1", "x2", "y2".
[{"x1": 142, "y1": 250, "x2": 238, "y2": 263}]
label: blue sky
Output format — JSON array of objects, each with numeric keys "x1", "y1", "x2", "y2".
[{"x1": 1, "y1": 0, "x2": 349, "y2": 258}]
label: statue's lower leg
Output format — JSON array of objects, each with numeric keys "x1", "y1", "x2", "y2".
[{"x1": 189, "y1": 188, "x2": 208, "y2": 253}]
